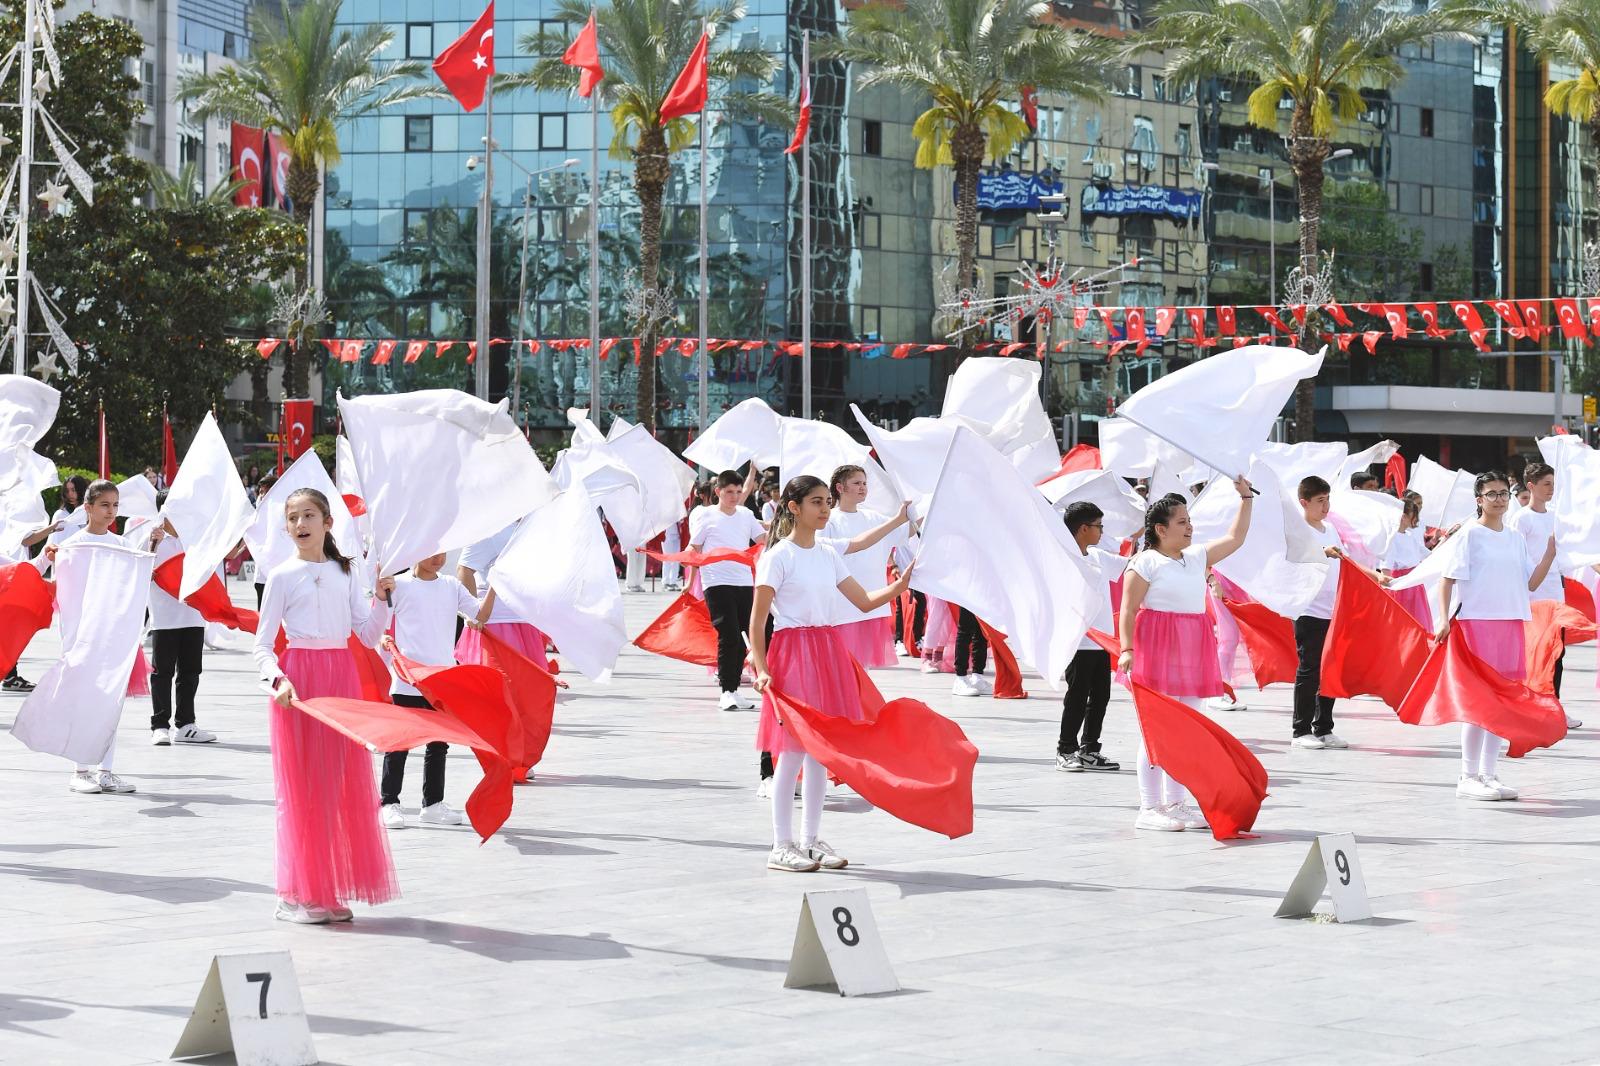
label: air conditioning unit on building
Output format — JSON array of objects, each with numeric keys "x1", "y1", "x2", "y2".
[{"x1": 1091, "y1": 163, "x2": 1113, "y2": 181}]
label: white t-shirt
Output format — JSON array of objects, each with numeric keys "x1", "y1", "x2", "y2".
[
  {"x1": 754, "y1": 538, "x2": 851, "y2": 630},
  {"x1": 460, "y1": 522, "x2": 521, "y2": 624},
  {"x1": 252, "y1": 558, "x2": 392, "y2": 683},
  {"x1": 1506, "y1": 506, "x2": 1561, "y2": 602},
  {"x1": 1303, "y1": 522, "x2": 1341, "y2": 621},
  {"x1": 825, "y1": 507, "x2": 906, "y2": 621},
  {"x1": 689, "y1": 505, "x2": 764, "y2": 588},
  {"x1": 1442, "y1": 522, "x2": 1532, "y2": 621},
  {"x1": 1079, "y1": 546, "x2": 1128, "y2": 650},
  {"x1": 1381, "y1": 526, "x2": 1428, "y2": 571},
  {"x1": 1126, "y1": 544, "x2": 1208, "y2": 614},
  {"x1": 761, "y1": 499, "x2": 777, "y2": 523},
  {"x1": 148, "y1": 533, "x2": 205, "y2": 631},
  {"x1": 388, "y1": 573, "x2": 482, "y2": 697}
]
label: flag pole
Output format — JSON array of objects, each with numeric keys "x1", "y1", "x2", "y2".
[
  {"x1": 696, "y1": 20, "x2": 710, "y2": 435},
  {"x1": 14, "y1": 0, "x2": 35, "y2": 375},
  {"x1": 800, "y1": 30, "x2": 812, "y2": 420},
  {"x1": 588, "y1": 28, "x2": 602, "y2": 420},
  {"x1": 474, "y1": 76, "x2": 495, "y2": 401}
]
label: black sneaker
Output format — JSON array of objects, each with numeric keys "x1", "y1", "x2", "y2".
[
  {"x1": 1077, "y1": 751, "x2": 1121, "y2": 772},
  {"x1": 1055, "y1": 752, "x2": 1083, "y2": 772},
  {"x1": 2, "y1": 675, "x2": 35, "y2": 693}
]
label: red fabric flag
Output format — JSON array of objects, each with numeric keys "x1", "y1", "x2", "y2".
[
  {"x1": 256, "y1": 338, "x2": 281, "y2": 360},
  {"x1": 1487, "y1": 298, "x2": 1527, "y2": 338},
  {"x1": 341, "y1": 493, "x2": 367, "y2": 518},
  {"x1": 1324, "y1": 302, "x2": 1354, "y2": 328},
  {"x1": 1019, "y1": 85, "x2": 1038, "y2": 131},
  {"x1": 998, "y1": 341, "x2": 1027, "y2": 356},
  {"x1": 1154, "y1": 306, "x2": 1176, "y2": 337},
  {"x1": 282, "y1": 399, "x2": 314, "y2": 461},
  {"x1": 339, "y1": 340, "x2": 363, "y2": 363},
  {"x1": 975, "y1": 620, "x2": 1026, "y2": 699},
  {"x1": 890, "y1": 343, "x2": 915, "y2": 359},
  {"x1": 0, "y1": 562, "x2": 54, "y2": 677},
  {"x1": 1516, "y1": 299, "x2": 1548, "y2": 340},
  {"x1": 1130, "y1": 681, "x2": 1266, "y2": 839},
  {"x1": 1414, "y1": 302, "x2": 1450, "y2": 338},
  {"x1": 659, "y1": 32, "x2": 709, "y2": 123},
  {"x1": 1525, "y1": 600, "x2": 1597, "y2": 696},
  {"x1": 1288, "y1": 304, "x2": 1307, "y2": 326},
  {"x1": 1449, "y1": 300, "x2": 1492, "y2": 352},
  {"x1": 263, "y1": 131, "x2": 292, "y2": 213},
  {"x1": 1125, "y1": 306, "x2": 1148, "y2": 353},
  {"x1": 1335, "y1": 332, "x2": 1355, "y2": 353},
  {"x1": 1254, "y1": 306, "x2": 1292, "y2": 336},
  {"x1": 1381, "y1": 304, "x2": 1410, "y2": 339},
  {"x1": 786, "y1": 62, "x2": 811, "y2": 155},
  {"x1": 97, "y1": 406, "x2": 109, "y2": 479},
  {"x1": 433, "y1": 3, "x2": 496, "y2": 112},
  {"x1": 1588, "y1": 299, "x2": 1600, "y2": 337},
  {"x1": 1319, "y1": 560, "x2": 1431, "y2": 708},
  {"x1": 161, "y1": 408, "x2": 179, "y2": 487},
  {"x1": 1553, "y1": 298, "x2": 1588, "y2": 341},
  {"x1": 1383, "y1": 452, "x2": 1407, "y2": 494},
  {"x1": 1215, "y1": 305, "x2": 1236, "y2": 336},
  {"x1": 229, "y1": 122, "x2": 264, "y2": 207},
  {"x1": 1036, "y1": 444, "x2": 1100, "y2": 483},
  {"x1": 1396, "y1": 629, "x2": 1566, "y2": 757},
  {"x1": 1361, "y1": 330, "x2": 1383, "y2": 354},
  {"x1": 466, "y1": 340, "x2": 479, "y2": 365},
  {"x1": 1073, "y1": 306, "x2": 1089, "y2": 331},
  {"x1": 436, "y1": 341, "x2": 455, "y2": 359},
  {"x1": 153, "y1": 555, "x2": 259, "y2": 632},
  {"x1": 563, "y1": 12, "x2": 605, "y2": 98},
  {"x1": 1220, "y1": 599, "x2": 1297, "y2": 689},
  {"x1": 768, "y1": 661, "x2": 978, "y2": 838},
  {"x1": 347, "y1": 634, "x2": 392, "y2": 704},
  {"x1": 640, "y1": 543, "x2": 760, "y2": 570},
  {"x1": 632, "y1": 591, "x2": 718, "y2": 667},
  {"x1": 371, "y1": 339, "x2": 397, "y2": 366},
  {"x1": 1564, "y1": 577, "x2": 1596, "y2": 623}
]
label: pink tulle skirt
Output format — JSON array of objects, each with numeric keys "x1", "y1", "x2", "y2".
[
  {"x1": 1387, "y1": 567, "x2": 1432, "y2": 629},
  {"x1": 922, "y1": 594, "x2": 955, "y2": 650},
  {"x1": 757, "y1": 627, "x2": 866, "y2": 756},
  {"x1": 834, "y1": 617, "x2": 896, "y2": 669},
  {"x1": 1458, "y1": 618, "x2": 1527, "y2": 680},
  {"x1": 125, "y1": 645, "x2": 151, "y2": 698},
  {"x1": 456, "y1": 621, "x2": 549, "y2": 671},
  {"x1": 1133, "y1": 609, "x2": 1224, "y2": 697},
  {"x1": 270, "y1": 647, "x2": 397, "y2": 910}
]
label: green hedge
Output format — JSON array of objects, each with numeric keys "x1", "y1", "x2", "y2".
[{"x1": 41, "y1": 467, "x2": 135, "y2": 516}]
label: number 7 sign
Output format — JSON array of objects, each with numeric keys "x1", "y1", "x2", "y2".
[
  {"x1": 171, "y1": 951, "x2": 317, "y2": 1065},
  {"x1": 1275, "y1": 832, "x2": 1374, "y2": 923}
]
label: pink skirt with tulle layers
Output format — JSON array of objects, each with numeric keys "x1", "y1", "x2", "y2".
[
  {"x1": 1132, "y1": 609, "x2": 1224, "y2": 697},
  {"x1": 833, "y1": 617, "x2": 896, "y2": 669},
  {"x1": 1388, "y1": 566, "x2": 1432, "y2": 629},
  {"x1": 1458, "y1": 618, "x2": 1527, "y2": 680},
  {"x1": 757, "y1": 627, "x2": 867, "y2": 756},
  {"x1": 456, "y1": 621, "x2": 549, "y2": 671}
]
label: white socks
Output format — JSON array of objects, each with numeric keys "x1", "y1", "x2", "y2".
[
  {"x1": 772, "y1": 750, "x2": 826, "y2": 845},
  {"x1": 1461, "y1": 724, "x2": 1503, "y2": 778}
]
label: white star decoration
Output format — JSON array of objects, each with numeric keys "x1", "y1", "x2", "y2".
[
  {"x1": 33, "y1": 70, "x2": 49, "y2": 97},
  {"x1": 36, "y1": 180, "x2": 68, "y2": 214},
  {"x1": 0, "y1": 238, "x2": 14, "y2": 271},
  {"x1": 472, "y1": 51, "x2": 487, "y2": 69},
  {"x1": 0, "y1": 131, "x2": 12, "y2": 150},
  {"x1": 0, "y1": 293, "x2": 12, "y2": 321},
  {"x1": 34, "y1": 350, "x2": 59, "y2": 382}
]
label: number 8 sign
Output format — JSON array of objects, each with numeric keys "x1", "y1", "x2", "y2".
[{"x1": 785, "y1": 889, "x2": 900, "y2": 996}]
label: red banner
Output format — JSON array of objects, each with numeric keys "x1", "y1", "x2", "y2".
[
  {"x1": 282, "y1": 400, "x2": 314, "y2": 461},
  {"x1": 229, "y1": 122, "x2": 264, "y2": 207}
]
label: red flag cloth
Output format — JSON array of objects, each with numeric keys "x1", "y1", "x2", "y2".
[
  {"x1": 153, "y1": 554, "x2": 259, "y2": 632},
  {"x1": 403, "y1": 340, "x2": 429, "y2": 363},
  {"x1": 1215, "y1": 305, "x2": 1237, "y2": 336},
  {"x1": 976, "y1": 620, "x2": 1026, "y2": 699},
  {"x1": 1553, "y1": 298, "x2": 1588, "y2": 341},
  {"x1": 466, "y1": 341, "x2": 479, "y2": 365},
  {"x1": 1254, "y1": 306, "x2": 1292, "y2": 336},
  {"x1": 1516, "y1": 299, "x2": 1548, "y2": 340},
  {"x1": 1381, "y1": 303, "x2": 1410, "y2": 339},
  {"x1": 785, "y1": 63, "x2": 811, "y2": 154},
  {"x1": 1220, "y1": 599, "x2": 1297, "y2": 689},
  {"x1": 434, "y1": 3, "x2": 495, "y2": 111},
  {"x1": 282, "y1": 399, "x2": 314, "y2": 461},
  {"x1": 1324, "y1": 302, "x2": 1354, "y2": 328},
  {"x1": 1525, "y1": 600, "x2": 1598, "y2": 696},
  {"x1": 898, "y1": 588, "x2": 920, "y2": 659},
  {"x1": 338, "y1": 340, "x2": 363, "y2": 363},
  {"x1": 1415, "y1": 302, "x2": 1450, "y2": 338},
  {"x1": 97, "y1": 407, "x2": 109, "y2": 479},
  {"x1": 1563, "y1": 577, "x2": 1596, "y2": 623},
  {"x1": 161, "y1": 410, "x2": 179, "y2": 486},
  {"x1": 632, "y1": 591, "x2": 719, "y2": 667},
  {"x1": 229, "y1": 122, "x2": 264, "y2": 206},
  {"x1": 257, "y1": 338, "x2": 281, "y2": 360},
  {"x1": 563, "y1": 12, "x2": 605, "y2": 97},
  {"x1": 1131, "y1": 680, "x2": 1267, "y2": 839},
  {"x1": 1154, "y1": 306, "x2": 1176, "y2": 336},
  {"x1": 1383, "y1": 452, "x2": 1407, "y2": 494},
  {"x1": 371, "y1": 339, "x2": 397, "y2": 365},
  {"x1": 291, "y1": 696, "x2": 513, "y2": 840},
  {"x1": 1019, "y1": 84, "x2": 1038, "y2": 130},
  {"x1": 659, "y1": 32, "x2": 708, "y2": 123},
  {"x1": 1396, "y1": 629, "x2": 1566, "y2": 757},
  {"x1": 1488, "y1": 298, "x2": 1527, "y2": 337},
  {"x1": 0, "y1": 562, "x2": 53, "y2": 676},
  {"x1": 341, "y1": 493, "x2": 367, "y2": 517},
  {"x1": 641, "y1": 544, "x2": 760, "y2": 570},
  {"x1": 1035, "y1": 444, "x2": 1100, "y2": 485},
  {"x1": 768, "y1": 660, "x2": 978, "y2": 838},
  {"x1": 347, "y1": 634, "x2": 392, "y2": 704},
  {"x1": 1319, "y1": 560, "x2": 1431, "y2": 708}
]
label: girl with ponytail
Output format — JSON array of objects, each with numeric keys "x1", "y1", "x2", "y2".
[
  {"x1": 826, "y1": 464, "x2": 909, "y2": 670},
  {"x1": 252, "y1": 487, "x2": 398, "y2": 925}
]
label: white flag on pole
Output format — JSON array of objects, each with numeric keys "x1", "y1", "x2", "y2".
[{"x1": 163, "y1": 412, "x2": 254, "y2": 599}]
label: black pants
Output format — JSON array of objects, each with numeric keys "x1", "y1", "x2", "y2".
[
  {"x1": 1554, "y1": 632, "x2": 1566, "y2": 698},
  {"x1": 954, "y1": 608, "x2": 988, "y2": 676},
  {"x1": 1059, "y1": 649, "x2": 1111, "y2": 754},
  {"x1": 911, "y1": 591, "x2": 927, "y2": 645},
  {"x1": 381, "y1": 693, "x2": 447, "y2": 807},
  {"x1": 254, "y1": 582, "x2": 266, "y2": 610},
  {"x1": 704, "y1": 584, "x2": 757, "y2": 693},
  {"x1": 150, "y1": 626, "x2": 204, "y2": 730},
  {"x1": 1292, "y1": 615, "x2": 1336, "y2": 737}
]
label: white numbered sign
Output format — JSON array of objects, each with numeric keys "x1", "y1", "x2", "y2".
[
  {"x1": 784, "y1": 888, "x2": 899, "y2": 997},
  {"x1": 1274, "y1": 832, "x2": 1373, "y2": 923},
  {"x1": 171, "y1": 950, "x2": 318, "y2": 1065}
]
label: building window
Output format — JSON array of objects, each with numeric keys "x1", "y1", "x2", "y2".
[
  {"x1": 223, "y1": 31, "x2": 237, "y2": 58},
  {"x1": 1418, "y1": 261, "x2": 1434, "y2": 291},
  {"x1": 406, "y1": 23, "x2": 433, "y2": 59},
  {"x1": 217, "y1": 141, "x2": 228, "y2": 179},
  {"x1": 1175, "y1": 123, "x2": 1192, "y2": 160},
  {"x1": 134, "y1": 123, "x2": 153, "y2": 150},
  {"x1": 862, "y1": 119, "x2": 882, "y2": 156},
  {"x1": 1151, "y1": 74, "x2": 1168, "y2": 101},
  {"x1": 180, "y1": 133, "x2": 200, "y2": 166},
  {"x1": 1420, "y1": 184, "x2": 1434, "y2": 214},
  {"x1": 1420, "y1": 107, "x2": 1434, "y2": 138},
  {"x1": 979, "y1": 224, "x2": 994, "y2": 257},
  {"x1": 142, "y1": 60, "x2": 156, "y2": 107},
  {"x1": 1020, "y1": 228, "x2": 1036, "y2": 261},
  {"x1": 405, "y1": 115, "x2": 432, "y2": 152},
  {"x1": 861, "y1": 305, "x2": 880, "y2": 337},
  {"x1": 540, "y1": 113, "x2": 566, "y2": 149},
  {"x1": 1080, "y1": 219, "x2": 1095, "y2": 247},
  {"x1": 862, "y1": 211, "x2": 880, "y2": 248},
  {"x1": 1115, "y1": 65, "x2": 1142, "y2": 98},
  {"x1": 404, "y1": 208, "x2": 431, "y2": 242},
  {"x1": 1387, "y1": 181, "x2": 1400, "y2": 211},
  {"x1": 537, "y1": 20, "x2": 568, "y2": 57}
]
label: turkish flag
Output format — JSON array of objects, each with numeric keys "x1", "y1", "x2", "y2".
[
  {"x1": 1185, "y1": 307, "x2": 1213, "y2": 345},
  {"x1": 1320, "y1": 561, "x2": 1432, "y2": 708},
  {"x1": 0, "y1": 562, "x2": 54, "y2": 677},
  {"x1": 1335, "y1": 332, "x2": 1355, "y2": 353},
  {"x1": 161, "y1": 409, "x2": 179, "y2": 487},
  {"x1": 1362, "y1": 330, "x2": 1383, "y2": 354},
  {"x1": 563, "y1": 12, "x2": 605, "y2": 97},
  {"x1": 976, "y1": 619, "x2": 1026, "y2": 699},
  {"x1": 1517, "y1": 300, "x2": 1548, "y2": 340},
  {"x1": 1221, "y1": 599, "x2": 1297, "y2": 689},
  {"x1": 1215, "y1": 305, "x2": 1236, "y2": 336},
  {"x1": 153, "y1": 555, "x2": 259, "y2": 632},
  {"x1": 1588, "y1": 299, "x2": 1600, "y2": 338},
  {"x1": 1488, "y1": 299, "x2": 1527, "y2": 338},
  {"x1": 1525, "y1": 600, "x2": 1597, "y2": 696},
  {"x1": 229, "y1": 122, "x2": 264, "y2": 207},
  {"x1": 257, "y1": 338, "x2": 281, "y2": 360},
  {"x1": 1414, "y1": 302, "x2": 1450, "y2": 338},
  {"x1": 1125, "y1": 306, "x2": 1148, "y2": 353},
  {"x1": 786, "y1": 61, "x2": 811, "y2": 155},
  {"x1": 1449, "y1": 300, "x2": 1492, "y2": 352},
  {"x1": 1154, "y1": 307, "x2": 1176, "y2": 336},
  {"x1": 1382, "y1": 304, "x2": 1410, "y2": 339},
  {"x1": 1323, "y1": 302, "x2": 1354, "y2": 328},
  {"x1": 403, "y1": 340, "x2": 429, "y2": 363},
  {"x1": 768, "y1": 660, "x2": 979, "y2": 838},
  {"x1": 1553, "y1": 298, "x2": 1588, "y2": 341},
  {"x1": 1254, "y1": 306, "x2": 1292, "y2": 336},
  {"x1": 339, "y1": 340, "x2": 363, "y2": 363},
  {"x1": 1020, "y1": 84, "x2": 1038, "y2": 130},
  {"x1": 264, "y1": 131, "x2": 292, "y2": 213},
  {"x1": 1564, "y1": 577, "x2": 1597, "y2": 623},
  {"x1": 433, "y1": 3, "x2": 495, "y2": 111},
  {"x1": 659, "y1": 32, "x2": 709, "y2": 123},
  {"x1": 1396, "y1": 629, "x2": 1566, "y2": 757},
  {"x1": 632, "y1": 591, "x2": 719, "y2": 667},
  {"x1": 282, "y1": 399, "x2": 314, "y2": 461},
  {"x1": 371, "y1": 339, "x2": 397, "y2": 365}
]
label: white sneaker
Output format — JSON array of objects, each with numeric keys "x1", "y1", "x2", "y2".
[
  {"x1": 69, "y1": 770, "x2": 102, "y2": 794},
  {"x1": 1481, "y1": 775, "x2": 1518, "y2": 800},
  {"x1": 1134, "y1": 806, "x2": 1186, "y2": 831},
  {"x1": 1166, "y1": 803, "x2": 1209, "y2": 830},
  {"x1": 969, "y1": 674, "x2": 993, "y2": 694},
  {"x1": 328, "y1": 906, "x2": 354, "y2": 923},
  {"x1": 756, "y1": 777, "x2": 773, "y2": 800},
  {"x1": 1566, "y1": 714, "x2": 1583, "y2": 729},
  {"x1": 952, "y1": 675, "x2": 980, "y2": 697},
  {"x1": 274, "y1": 899, "x2": 331, "y2": 924},
  {"x1": 172, "y1": 725, "x2": 217, "y2": 744},
  {"x1": 96, "y1": 771, "x2": 136, "y2": 794},
  {"x1": 732, "y1": 689, "x2": 757, "y2": 710},
  {"x1": 625, "y1": 585, "x2": 645, "y2": 593},
  {"x1": 1456, "y1": 774, "x2": 1501, "y2": 801},
  {"x1": 767, "y1": 842, "x2": 820, "y2": 872},
  {"x1": 800, "y1": 839, "x2": 848, "y2": 870},
  {"x1": 420, "y1": 802, "x2": 464, "y2": 825},
  {"x1": 151, "y1": 728, "x2": 172, "y2": 746},
  {"x1": 1292, "y1": 734, "x2": 1326, "y2": 749},
  {"x1": 895, "y1": 641, "x2": 908, "y2": 657},
  {"x1": 1205, "y1": 696, "x2": 1245, "y2": 712},
  {"x1": 718, "y1": 691, "x2": 741, "y2": 712},
  {"x1": 1316, "y1": 733, "x2": 1349, "y2": 749},
  {"x1": 380, "y1": 803, "x2": 406, "y2": 829},
  {"x1": 920, "y1": 659, "x2": 940, "y2": 674}
]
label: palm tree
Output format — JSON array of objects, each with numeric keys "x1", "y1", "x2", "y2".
[
  {"x1": 176, "y1": 0, "x2": 434, "y2": 399},
  {"x1": 821, "y1": 0, "x2": 1110, "y2": 359},
  {"x1": 147, "y1": 162, "x2": 248, "y2": 208},
  {"x1": 508, "y1": 0, "x2": 787, "y2": 430},
  {"x1": 1142, "y1": 0, "x2": 1473, "y2": 440}
]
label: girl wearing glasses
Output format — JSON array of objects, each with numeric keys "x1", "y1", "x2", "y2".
[{"x1": 1435, "y1": 472, "x2": 1557, "y2": 803}]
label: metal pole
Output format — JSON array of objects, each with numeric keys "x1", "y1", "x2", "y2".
[
  {"x1": 1554, "y1": 348, "x2": 1565, "y2": 430},
  {"x1": 474, "y1": 82, "x2": 495, "y2": 400},
  {"x1": 1268, "y1": 167, "x2": 1276, "y2": 309},
  {"x1": 697, "y1": 42, "x2": 709, "y2": 433},
  {"x1": 511, "y1": 172, "x2": 532, "y2": 422},
  {"x1": 588, "y1": 83, "x2": 601, "y2": 416},
  {"x1": 14, "y1": 0, "x2": 35, "y2": 375},
  {"x1": 800, "y1": 31, "x2": 811, "y2": 420}
]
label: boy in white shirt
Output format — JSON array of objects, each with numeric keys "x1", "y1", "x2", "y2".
[
  {"x1": 689, "y1": 469, "x2": 767, "y2": 711},
  {"x1": 1057, "y1": 502, "x2": 1123, "y2": 772},
  {"x1": 1293, "y1": 476, "x2": 1348, "y2": 750}
]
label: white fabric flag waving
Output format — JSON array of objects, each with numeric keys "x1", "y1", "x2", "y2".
[
  {"x1": 338, "y1": 389, "x2": 557, "y2": 576},
  {"x1": 779, "y1": 417, "x2": 896, "y2": 503},
  {"x1": 0, "y1": 376, "x2": 59, "y2": 559},
  {"x1": 1191, "y1": 459, "x2": 1328, "y2": 618},
  {"x1": 1117, "y1": 344, "x2": 1324, "y2": 479},
  {"x1": 1538, "y1": 435, "x2": 1600, "y2": 566},
  {"x1": 164, "y1": 412, "x2": 255, "y2": 599},
  {"x1": 488, "y1": 484, "x2": 626, "y2": 682},
  {"x1": 1409, "y1": 456, "x2": 1476, "y2": 529},
  {"x1": 244, "y1": 449, "x2": 361, "y2": 579},
  {"x1": 605, "y1": 423, "x2": 695, "y2": 544},
  {"x1": 940, "y1": 357, "x2": 1059, "y2": 482},
  {"x1": 914, "y1": 427, "x2": 1099, "y2": 689},
  {"x1": 683, "y1": 397, "x2": 782, "y2": 471},
  {"x1": 851, "y1": 408, "x2": 954, "y2": 520},
  {"x1": 12, "y1": 540, "x2": 154, "y2": 765},
  {"x1": 1039, "y1": 468, "x2": 1146, "y2": 540}
]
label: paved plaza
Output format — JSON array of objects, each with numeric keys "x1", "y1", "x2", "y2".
[{"x1": 3, "y1": 582, "x2": 1600, "y2": 1065}]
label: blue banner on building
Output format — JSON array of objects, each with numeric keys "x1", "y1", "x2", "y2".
[
  {"x1": 963, "y1": 170, "x2": 1064, "y2": 211},
  {"x1": 1079, "y1": 184, "x2": 1202, "y2": 223}
]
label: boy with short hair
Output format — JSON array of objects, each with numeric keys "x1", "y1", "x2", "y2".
[
  {"x1": 1293, "y1": 476, "x2": 1348, "y2": 750},
  {"x1": 1056, "y1": 502, "x2": 1123, "y2": 772}
]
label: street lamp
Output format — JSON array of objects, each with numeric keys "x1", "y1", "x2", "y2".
[{"x1": 466, "y1": 152, "x2": 578, "y2": 423}]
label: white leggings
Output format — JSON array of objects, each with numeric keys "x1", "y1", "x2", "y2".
[
  {"x1": 75, "y1": 730, "x2": 116, "y2": 774},
  {"x1": 1135, "y1": 695, "x2": 1197, "y2": 810},
  {"x1": 1461, "y1": 724, "x2": 1503, "y2": 779},
  {"x1": 772, "y1": 750, "x2": 827, "y2": 846}
]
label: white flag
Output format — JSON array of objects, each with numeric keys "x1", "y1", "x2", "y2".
[
  {"x1": 164, "y1": 412, "x2": 254, "y2": 599},
  {"x1": 244, "y1": 449, "x2": 361, "y2": 580},
  {"x1": 1538, "y1": 435, "x2": 1600, "y2": 566},
  {"x1": 1190, "y1": 459, "x2": 1328, "y2": 618},
  {"x1": 940, "y1": 357, "x2": 1059, "y2": 482},
  {"x1": 1409, "y1": 456, "x2": 1476, "y2": 529},
  {"x1": 605, "y1": 424, "x2": 695, "y2": 543},
  {"x1": 683, "y1": 397, "x2": 782, "y2": 471},
  {"x1": 1038, "y1": 468, "x2": 1147, "y2": 540},
  {"x1": 851, "y1": 409, "x2": 955, "y2": 520},
  {"x1": 778, "y1": 417, "x2": 896, "y2": 504}
]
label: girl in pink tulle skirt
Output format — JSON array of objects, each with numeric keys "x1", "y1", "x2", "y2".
[
  {"x1": 252, "y1": 488, "x2": 397, "y2": 925},
  {"x1": 1116, "y1": 481, "x2": 1255, "y2": 834},
  {"x1": 1381, "y1": 499, "x2": 1432, "y2": 628},
  {"x1": 824, "y1": 465, "x2": 908, "y2": 669},
  {"x1": 749, "y1": 476, "x2": 912, "y2": 874}
]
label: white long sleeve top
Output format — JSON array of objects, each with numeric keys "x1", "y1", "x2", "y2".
[{"x1": 252, "y1": 557, "x2": 391, "y2": 685}]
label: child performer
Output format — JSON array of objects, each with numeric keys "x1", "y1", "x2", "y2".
[
  {"x1": 1057, "y1": 502, "x2": 1123, "y2": 772},
  {"x1": 253, "y1": 488, "x2": 397, "y2": 925},
  {"x1": 456, "y1": 519, "x2": 549, "y2": 670},
  {"x1": 1506, "y1": 462, "x2": 1579, "y2": 729},
  {"x1": 1291, "y1": 476, "x2": 1350, "y2": 750},
  {"x1": 1381, "y1": 496, "x2": 1432, "y2": 629},
  {"x1": 1438, "y1": 472, "x2": 1557, "y2": 802},
  {"x1": 146, "y1": 502, "x2": 218, "y2": 746},
  {"x1": 690, "y1": 470, "x2": 767, "y2": 711},
  {"x1": 1116, "y1": 481, "x2": 1253, "y2": 832},
  {"x1": 825, "y1": 464, "x2": 907, "y2": 669},
  {"x1": 380, "y1": 552, "x2": 488, "y2": 829},
  {"x1": 951, "y1": 606, "x2": 990, "y2": 697},
  {"x1": 749, "y1": 476, "x2": 913, "y2": 873}
]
